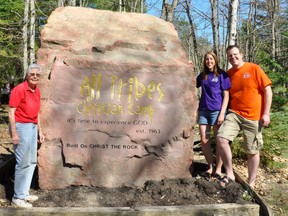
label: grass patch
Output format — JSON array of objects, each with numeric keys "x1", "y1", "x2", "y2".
[
  {"x1": 261, "y1": 110, "x2": 288, "y2": 169},
  {"x1": 266, "y1": 184, "x2": 288, "y2": 214}
]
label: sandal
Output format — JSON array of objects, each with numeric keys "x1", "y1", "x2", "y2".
[
  {"x1": 211, "y1": 173, "x2": 222, "y2": 181},
  {"x1": 219, "y1": 176, "x2": 235, "y2": 188}
]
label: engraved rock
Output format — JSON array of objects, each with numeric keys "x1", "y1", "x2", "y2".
[{"x1": 37, "y1": 7, "x2": 197, "y2": 189}]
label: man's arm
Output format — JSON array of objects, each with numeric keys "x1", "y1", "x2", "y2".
[{"x1": 261, "y1": 85, "x2": 273, "y2": 127}]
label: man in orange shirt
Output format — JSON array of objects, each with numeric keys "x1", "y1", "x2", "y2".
[{"x1": 216, "y1": 45, "x2": 273, "y2": 189}]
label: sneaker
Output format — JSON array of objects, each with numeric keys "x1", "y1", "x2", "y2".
[
  {"x1": 11, "y1": 198, "x2": 33, "y2": 208},
  {"x1": 25, "y1": 195, "x2": 39, "y2": 202}
]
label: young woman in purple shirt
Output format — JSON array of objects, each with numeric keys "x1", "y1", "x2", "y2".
[{"x1": 196, "y1": 51, "x2": 231, "y2": 180}]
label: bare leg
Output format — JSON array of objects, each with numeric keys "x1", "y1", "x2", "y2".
[
  {"x1": 213, "y1": 125, "x2": 223, "y2": 175},
  {"x1": 216, "y1": 136, "x2": 235, "y2": 180},
  {"x1": 199, "y1": 124, "x2": 213, "y2": 174},
  {"x1": 247, "y1": 153, "x2": 260, "y2": 189}
]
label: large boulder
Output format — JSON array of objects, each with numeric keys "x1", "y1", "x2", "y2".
[{"x1": 37, "y1": 6, "x2": 197, "y2": 189}]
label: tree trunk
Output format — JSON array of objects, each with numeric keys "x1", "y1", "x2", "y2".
[
  {"x1": 269, "y1": 0, "x2": 280, "y2": 61},
  {"x1": 183, "y1": 0, "x2": 199, "y2": 74},
  {"x1": 140, "y1": 0, "x2": 144, "y2": 13},
  {"x1": 251, "y1": 0, "x2": 258, "y2": 63},
  {"x1": 123, "y1": 0, "x2": 126, "y2": 12},
  {"x1": 80, "y1": 0, "x2": 89, "y2": 7},
  {"x1": 131, "y1": 0, "x2": 138, "y2": 12},
  {"x1": 57, "y1": 0, "x2": 76, "y2": 7},
  {"x1": 67, "y1": 0, "x2": 76, "y2": 6},
  {"x1": 58, "y1": 0, "x2": 65, "y2": 7},
  {"x1": 161, "y1": 0, "x2": 178, "y2": 22},
  {"x1": 210, "y1": 0, "x2": 219, "y2": 56},
  {"x1": 30, "y1": 0, "x2": 36, "y2": 64},
  {"x1": 119, "y1": 0, "x2": 126, "y2": 12},
  {"x1": 227, "y1": 0, "x2": 239, "y2": 46},
  {"x1": 23, "y1": 0, "x2": 29, "y2": 78}
]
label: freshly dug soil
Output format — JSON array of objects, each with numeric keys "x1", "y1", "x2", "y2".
[{"x1": 0, "y1": 157, "x2": 254, "y2": 208}]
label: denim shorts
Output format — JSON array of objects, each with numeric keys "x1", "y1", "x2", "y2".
[{"x1": 197, "y1": 110, "x2": 221, "y2": 125}]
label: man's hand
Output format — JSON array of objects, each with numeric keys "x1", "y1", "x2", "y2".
[{"x1": 261, "y1": 113, "x2": 270, "y2": 127}]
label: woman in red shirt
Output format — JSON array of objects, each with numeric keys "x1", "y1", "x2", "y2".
[{"x1": 9, "y1": 63, "x2": 45, "y2": 208}]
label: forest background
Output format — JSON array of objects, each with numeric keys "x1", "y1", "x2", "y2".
[{"x1": 0, "y1": 0, "x2": 287, "y2": 214}]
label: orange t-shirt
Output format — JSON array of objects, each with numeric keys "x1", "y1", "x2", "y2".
[{"x1": 227, "y1": 62, "x2": 272, "y2": 120}]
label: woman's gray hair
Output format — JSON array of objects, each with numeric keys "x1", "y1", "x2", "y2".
[{"x1": 27, "y1": 63, "x2": 42, "y2": 74}]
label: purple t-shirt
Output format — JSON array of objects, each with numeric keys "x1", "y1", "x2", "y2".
[{"x1": 196, "y1": 70, "x2": 231, "y2": 111}]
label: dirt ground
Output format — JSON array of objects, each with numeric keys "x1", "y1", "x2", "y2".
[
  {"x1": 0, "y1": 160, "x2": 252, "y2": 208},
  {"x1": 0, "y1": 152, "x2": 252, "y2": 208},
  {"x1": 0, "y1": 104, "x2": 287, "y2": 215}
]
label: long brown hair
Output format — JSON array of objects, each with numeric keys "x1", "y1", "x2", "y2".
[{"x1": 203, "y1": 51, "x2": 220, "y2": 80}]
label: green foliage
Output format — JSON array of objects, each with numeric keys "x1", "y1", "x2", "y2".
[
  {"x1": 242, "y1": 190, "x2": 252, "y2": 201},
  {"x1": 272, "y1": 93, "x2": 288, "y2": 112},
  {"x1": 230, "y1": 132, "x2": 246, "y2": 159},
  {"x1": 0, "y1": 0, "x2": 25, "y2": 84},
  {"x1": 0, "y1": 0, "x2": 24, "y2": 18},
  {"x1": 258, "y1": 51, "x2": 287, "y2": 82},
  {"x1": 92, "y1": 0, "x2": 118, "y2": 11}
]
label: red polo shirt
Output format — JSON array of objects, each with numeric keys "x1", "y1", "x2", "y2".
[{"x1": 9, "y1": 81, "x2": 41, "y2": 123}]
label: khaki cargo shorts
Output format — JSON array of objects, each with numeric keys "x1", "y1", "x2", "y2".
[{"x1": 217, "y1": 111, "x2": 263, "y2": 154}]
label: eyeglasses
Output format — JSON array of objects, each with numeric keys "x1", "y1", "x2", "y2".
[{"x1": 29, "y1": 73, "x2": 41, "y2": 77}]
